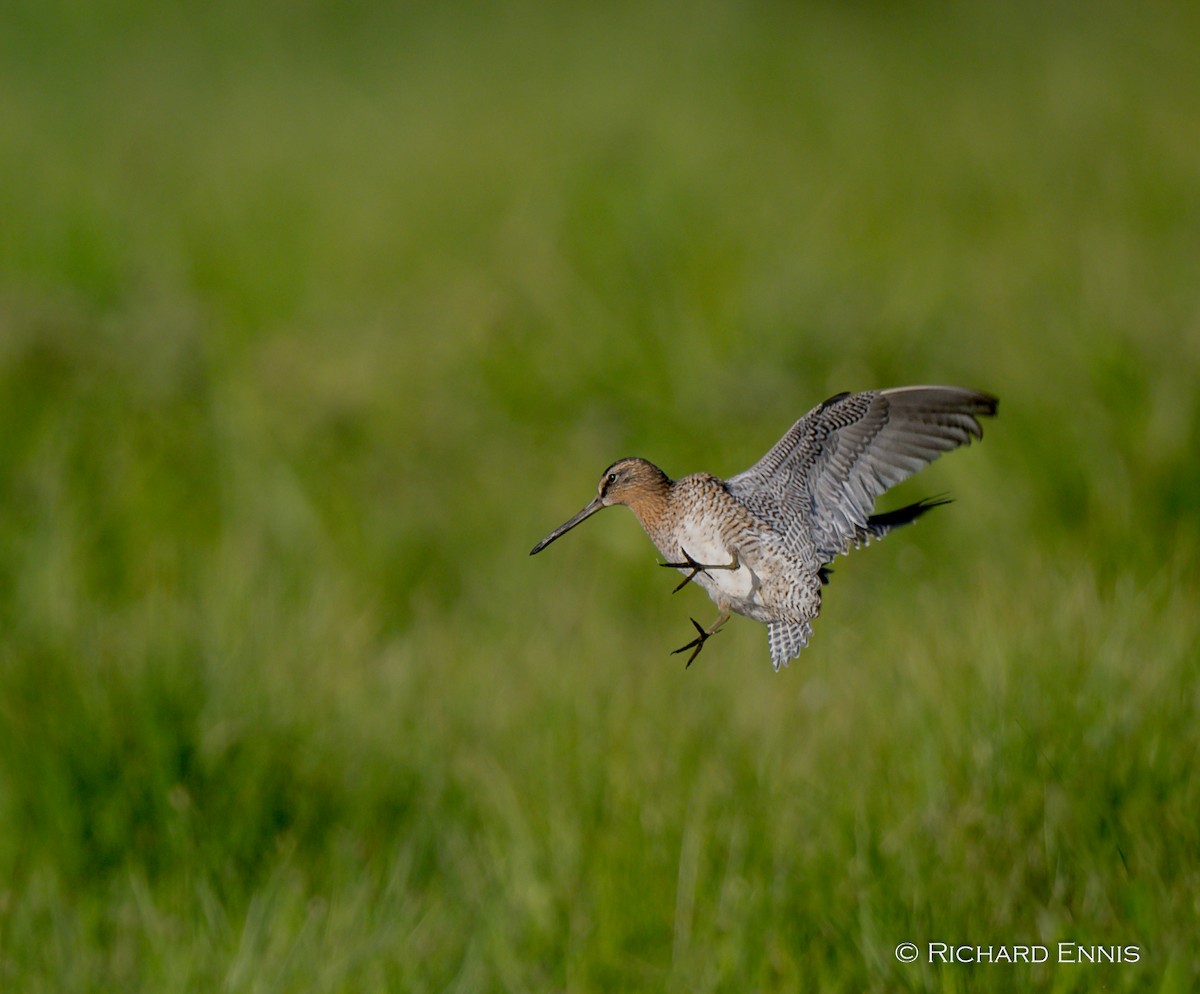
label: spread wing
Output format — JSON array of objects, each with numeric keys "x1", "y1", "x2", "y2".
[{"x1": 726, "y1": 386, "x2": 997, "y2": 560}]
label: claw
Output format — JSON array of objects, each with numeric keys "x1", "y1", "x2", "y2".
[
  {"x1": 659, "y1": 547, "x2": 740, "y2": 593},
  {"x1": 659, "y1": 548, "x2": 707, "y2": 592},
  {"x1": 671, "y1": 616, "x2": 719, "y2": 668}
]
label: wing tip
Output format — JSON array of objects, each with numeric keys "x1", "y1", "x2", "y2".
[
  {"x1": 879, "y1": 384, "x2": 998, "y2": 441},
  {"x1": 881, "y1": 384, "x2": 998, "y2": 412}
]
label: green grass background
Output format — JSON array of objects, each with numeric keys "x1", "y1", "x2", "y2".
[{"x1": 1, "y1": 0, "x2": 1198, "y2": 990}]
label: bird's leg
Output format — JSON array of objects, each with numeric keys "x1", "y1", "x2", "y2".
[
  {"x1": 659, "y1": 547, "x2": 741, "y2": 593},
  {"x1": 672, "y1": 611, "x2": 730, "y2": 668}
]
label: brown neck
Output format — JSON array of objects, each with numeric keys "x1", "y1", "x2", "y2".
[{"x1": 623, "y1": 475, "x2": 674, "y2": 546}]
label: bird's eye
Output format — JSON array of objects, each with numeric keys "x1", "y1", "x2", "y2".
[{"x1": 607, "y1": 472, "x2": 618, "y2": 485}]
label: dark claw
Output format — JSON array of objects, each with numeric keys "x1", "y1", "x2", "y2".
[
  {"x1": 659, "y1": 547, "x2": 707, "y2": 593},
  {"x1": 671, "y1": 617, "x2": 718, "y2": 668},
  {"x1": 661, "y1": 547, "x2": 741, "y2": 593}
]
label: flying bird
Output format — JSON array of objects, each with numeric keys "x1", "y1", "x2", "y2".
[{"x1": 530, "y1": 385, "x2": 997, "y2": 670}]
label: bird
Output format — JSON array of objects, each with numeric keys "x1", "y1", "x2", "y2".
[{"x1": 530, "y1": 385, "x2": 997, "y2": 670}]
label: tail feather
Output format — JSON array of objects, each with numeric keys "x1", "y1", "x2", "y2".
[
  {"x1": 768, "y1": 620, "x2": 812, "y2": 671},
  {"x1": 770, "y1": 497, "x2": 950, "y2": 671}
]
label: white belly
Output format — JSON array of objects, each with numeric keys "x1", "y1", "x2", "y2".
[{"x1": 669, "y1": 519, "x2": 767, "y2": 615}]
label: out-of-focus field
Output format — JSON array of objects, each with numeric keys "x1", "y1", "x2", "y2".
[{"x1": 1, "y1": 1, "x2": 1197, "y2": 990}]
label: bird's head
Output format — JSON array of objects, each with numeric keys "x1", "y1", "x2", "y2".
[{"x1": 529, "y1": 457, "x2": 670, "y2": 555}]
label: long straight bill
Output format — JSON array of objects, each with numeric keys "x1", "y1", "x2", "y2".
[{"x1": 529, "y1": 497, "x2": 605, "y2": 555}]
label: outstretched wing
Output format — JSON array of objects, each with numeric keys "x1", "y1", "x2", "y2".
[{"x1": 726, "y1": 386, "x2": 997, "y2": 560}]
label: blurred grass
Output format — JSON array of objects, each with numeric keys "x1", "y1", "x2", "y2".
[{"x1": 1, "y1": 0, "x2": 1198, "y2": 990}]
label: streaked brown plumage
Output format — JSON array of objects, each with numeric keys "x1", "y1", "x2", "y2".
[{"x1": 531, "y1": 385, "x2": 997, "y2": 670}]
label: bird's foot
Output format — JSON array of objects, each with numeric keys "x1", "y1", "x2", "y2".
[
  {"x1": 672, "y1": 617, "x2": 720, "y2": 668},
  {"x1": 659, "y1": 548, "x2": 740, "y2": 593}
]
